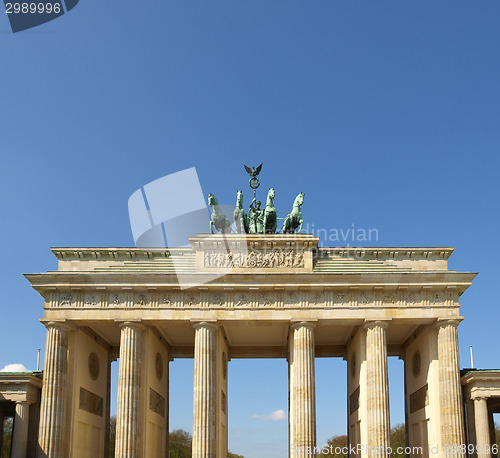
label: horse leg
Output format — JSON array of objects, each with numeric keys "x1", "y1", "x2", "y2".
[
  {"x1": 282, "y1": 216, "x2": 289, "y2": 233},
  {"x1": 298, "y1": 219, "x2": 303, "y2": 234}
]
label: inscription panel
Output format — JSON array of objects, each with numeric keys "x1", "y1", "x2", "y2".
[
  {"x1": 349, "y1": 386, "x2": 360, "y2": 414},
  {"x1": 149, "y1": 388, "x2": 166, "y2": 417},
  {"x1": 409, "y1": 384, "x2": 429, "y2": 413},
  {"x1": 79, "y1": 387, "x2": 103, "y2": 417}
]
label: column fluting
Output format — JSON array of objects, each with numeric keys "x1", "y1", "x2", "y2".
[
  {"x1": 12, "y1": 401, "x2": 30, "y2": 458},
  {"x1": 115, "y1": 322, "x2": 144, "y2": 458},
  {"x1": 37, "y1": 321, "x2": 70, "y2": 458},
  {"x1": 436, "y1": 319, "x2": 465, "y2": 456},
  {"x1": 365, "y1": 320, "x2": 391, "y2": 458},
  {"x1": 192, "y1": 322, "x2": 218, "y2": 458},
  {"x1": 474, "y1": 397, "x2": 491, "y2": 458},
  {"x1": 289, "y1": 322, "x2": 316, "y2": 455}
]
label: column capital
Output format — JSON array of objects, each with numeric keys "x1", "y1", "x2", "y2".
[
  {"x1": 290, "y1": 320, "x2": 317, "y2": 331},
  {"x1": 434, "y1": 317, "x2": 463, "y2": 329},
  {"x1": 15, "y1": 400, "x2": 32, "y2": 406},
  {"x1": 362, "y1": 319, "x2": 391, "y2": 330},
  {"x1": 472, "y1": 395, "x2": 489, "y2": 402},
  {"x1": 116, "y1": 320, "x2": 145, "y2": 331},
  {"x1": 40, "y1": 320, "x2": 73, "y2": 332},
  {"x1": 192, "y1": 320, "x2": 219, "y2": 332}
]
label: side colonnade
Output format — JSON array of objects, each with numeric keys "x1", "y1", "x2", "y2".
[{"x1": 36, "y1": 318, "x2": 467, "y2": 458}]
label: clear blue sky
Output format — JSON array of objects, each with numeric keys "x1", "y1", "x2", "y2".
[{"x1": 1, "y1": 1, "x2": 500, "y2": 456}]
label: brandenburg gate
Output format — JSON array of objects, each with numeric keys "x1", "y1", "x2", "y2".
[{"x1": 26, "y1": 234, "x2": 476, "y2": 457}]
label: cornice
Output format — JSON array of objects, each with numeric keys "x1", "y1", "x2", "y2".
[{"x1": 50, "y1": 246, "x2": 455, "y2": 261}]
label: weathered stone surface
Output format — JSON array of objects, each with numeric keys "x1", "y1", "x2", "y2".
[
  {"x1": 289, "y1": 322, "x2": 316, "y2": 455},
  {"x1": 115, "y1": 322, "x2": 143, "y2": 457}
]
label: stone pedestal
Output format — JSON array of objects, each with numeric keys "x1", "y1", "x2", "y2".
[
  {"x1": 474, "y1": 397, "x2": 491, "y2": 458},
  {"x1": 192, "y1": 322, "x2": 218, "y2": 458},
  {"x1": 115, "y1": 322, "x2": 144, "y2": 457},
  {"x1": 436, "y1": 320, "x2": 465, "y2": 456},
  {"x1": 289, "y1": 322, "x2": 316, "y2": 455},
  {"x1": 12, "y1": 401, "x2": 31, "y2": 458},
  {"x1": 364, "y1": 321, "x2": 391, "y2": 458},
  {"x1": 37, "y1": 321, "x2": 70, "y2": 457}
]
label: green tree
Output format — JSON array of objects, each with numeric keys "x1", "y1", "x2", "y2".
[
  {"x1": 107, "y1": 420, "x2": 244, "y2": 457},
  {"x1": 390, "y1": 424, "x2": 406, "y2": 458},
  {"x1": 169, "y1": 429, "x2": 192, "y2": 458},
  {"x1": 320, "y1": 424, "x2": 406, "y2": 458},
  {"x1": 2, "y1": 417, "x2": 13, "y2": 458},
  {"x1": 318, "y1": 434, "x2": 348, "y2": 457},
  {"x1": 108, "y1": 416, "x2": 116, "y2": 458}
]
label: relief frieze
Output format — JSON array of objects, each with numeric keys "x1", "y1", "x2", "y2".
[
  {"x1": 203, "y1": 249, "x2": 305, "y2": 268},
  {"x1": 49, "y1": 288, "x2": 450, "y2": 310}
]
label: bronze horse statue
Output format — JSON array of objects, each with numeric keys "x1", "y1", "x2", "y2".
[
  {"x1": 233, "y1": 190, "x2": 248, "y2": 234},
  {"x1": 282, "y1": 192, "x2": 305, "y2": 234},
  {"x1": 263, "y1": 188, "x2": 277, "y2": 234},
  {"x1": 208, "y1": 193, "x2": 231, "y2": 234}
]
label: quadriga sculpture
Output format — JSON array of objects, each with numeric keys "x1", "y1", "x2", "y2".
[{"x1": 282, "y1": 192, "x2": 305, "y2": 234}]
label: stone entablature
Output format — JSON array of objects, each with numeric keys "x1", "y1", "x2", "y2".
[
  {"x1": 43, "y1": 287, "x2": 461, "y2": 310},
  {"x1": 0, "y1": 372, "x2": 42, "y2": 404},
  {"x1": 50, "y1": 236, "x2": 454, "y2": 274},
  {"x1": 31, "y1": 235, "x2": 471, "y2": 316},
  {"x1": 461, "y1": 370, "x2": 500, "y2": 399}
]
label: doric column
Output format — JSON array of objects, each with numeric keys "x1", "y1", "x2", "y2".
[
  {"x1": 37, "y1": 321, "x2": 70, "y2": 457},
  {"x1": 192, "y1": 322, "x2": 218, "y2": 458},
  {"x1": 474, "y1": 397, "x2": 491, "y2": 458},
  {"x1": 0, "y1": 411, "x2": 4, "y2": 453},
  {"x1": 436, "y1": 319, "x2": 465, "y2": 455},
  {"x1": 115, "y1": 322, "x2": 144, "y2": 457},
  {"x1": 12, "y1": 401, "x2": 31, "y2": 458},
  {"x1": 364, "y1": 320, "x2": 391, "y2": 457},
  {"x1": 289, "y1": 322, "x2": 316, "y2": 455}
]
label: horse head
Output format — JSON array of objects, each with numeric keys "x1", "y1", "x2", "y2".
[
  {"x1": 236, "y1": 190, "x2": 243, "y2": 206},
  {"x1": 295, "y1": 192, "x2": 305, "y2": 207},
  {"x1": 208, "y1": 193, "x2": 217, "y2": 208}
]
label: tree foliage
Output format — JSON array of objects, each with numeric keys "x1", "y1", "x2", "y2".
[
  {"x1": 107, "y1": 421, "x2": 244, "y2": 457},
  {"x1": 390, "y1": 424, "x2": 406, "y2": 458},
  {"x1": 319, "y1": 424, "x2": 406, "y2": 458},
  {"x1": 2, "y1": 417, "x2": 13, "y2": 458},
  {"x1": 318, "y1": 433, "x2": 348, "y2": 457},
  {"x1": 108, "y1": 416, "x2": 116, "y2": 458},
  {"x1": 169, "y1": 429, "x2": 192, "y2": 458}
]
